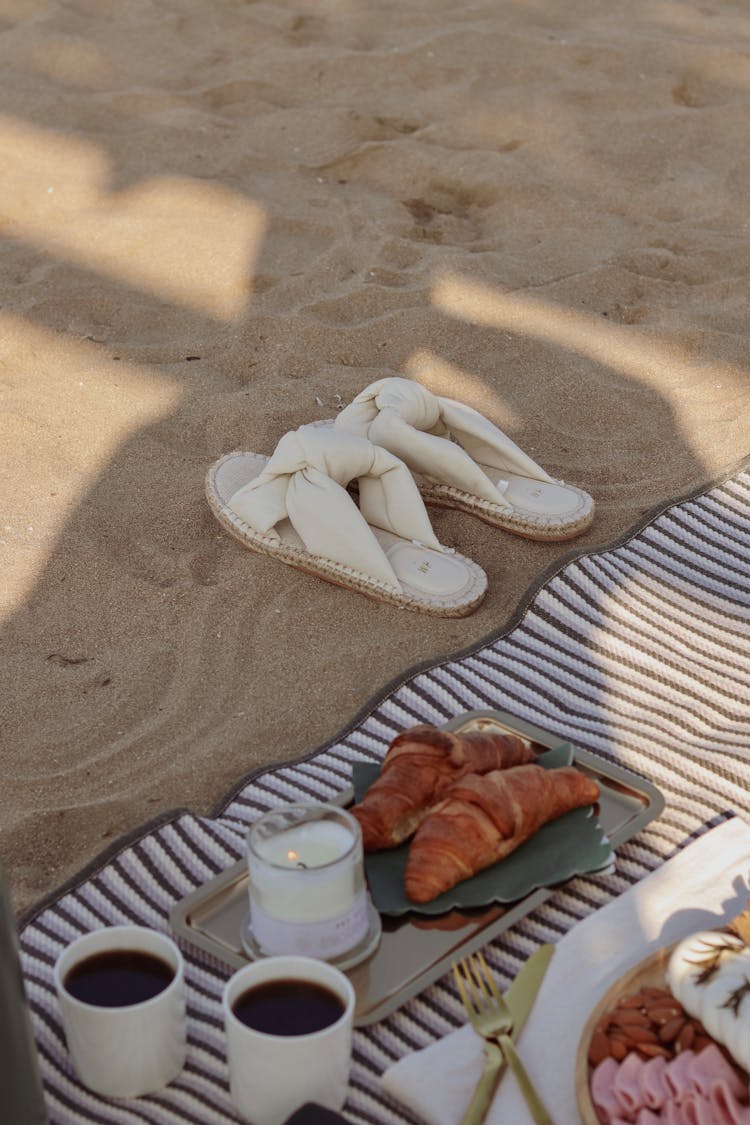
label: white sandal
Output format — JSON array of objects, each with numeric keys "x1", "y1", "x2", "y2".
[
  {"x1": 334, "y1": 378, "x2": 595, "y2": 541},
  {"x1": 206, "y1": 424, "x2": 487, "y2": 616}
]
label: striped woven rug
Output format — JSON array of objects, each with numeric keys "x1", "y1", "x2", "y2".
[{"x1": 19, "y1": 460, "x2": 750, "y2": 1124}]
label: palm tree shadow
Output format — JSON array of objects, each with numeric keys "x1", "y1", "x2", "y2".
[
  {"x1": 2, "y1": 218, "x2": 711, "y2": 915},
  {"x1": 3, "y1": 0, "x2": 737, "y2": 910}
]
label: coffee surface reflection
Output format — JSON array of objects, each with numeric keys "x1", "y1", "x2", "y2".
[
  {"x1": 63, "y1": 949, "x2": 174, "y2": 1008},
  {"x1": 232, "y1": 978, "x2": 345, "y2": 1036}
]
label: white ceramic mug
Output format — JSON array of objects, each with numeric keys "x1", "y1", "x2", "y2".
[
  {"x1": 54, "y1": 925, "x2": 186, "y2": 1098},
  {"x1": 223, "y1": 955, "x2": 355, "y2": 1124}
]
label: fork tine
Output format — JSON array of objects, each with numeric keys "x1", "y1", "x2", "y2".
[
  {"x1": 453, "y1": 960, "x2": 475, "y2": 1017},
  {"x1": 465, "y1": 954, "x2": 490, "y2": 1008},
  {"x1": 462, "y1": 956, "x2": 489, "y2": 1012},
  {"x1": 453, "y1": 958, "x2": 506, "y2": 1125},
  {"x1": 456, "y1": 953, "x2": 554, "y2": 1125},
  {"x1": 466, "y1": 953, "x2": 495, "y2": 1009},
  {"x1": 456, "y1": 957, "x2": 486, "y2": 1016},
  {"x1": 475, "y1": 951, "x2": 504, "y2": 1005}
]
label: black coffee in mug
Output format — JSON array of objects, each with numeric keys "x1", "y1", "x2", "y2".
[
  {"x1": 63, "y1": 949, "x2": 175, "y2": 1008},
  {"x1": 232, "y1": 978, "x2": 345, "y2": 1036}
]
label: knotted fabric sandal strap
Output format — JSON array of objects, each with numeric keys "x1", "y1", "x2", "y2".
[
  {"x1": 333, "y1": 376, "x2": 595, "y2": 541},
  {"x1": 434, "y1": 395, "x2": 553, "y2": 484},
  {"x1": 335, "y1": 377, "x2": 552, "y2": 505},
  {"x1": 225, "y1": 424, "x2": 443, "y2": 591}
]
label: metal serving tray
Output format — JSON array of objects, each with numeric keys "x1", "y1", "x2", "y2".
[{"x1": 170, "y1": 709, "x2": 664, "y2": 1026}]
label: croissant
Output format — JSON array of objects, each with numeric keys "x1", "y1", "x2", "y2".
[
  {"x1": 351, "y1": 723, "x2": 535, "y2": 851},
  {"x1": 404, "y1": 764, "x2": 600, "y2": 903}
]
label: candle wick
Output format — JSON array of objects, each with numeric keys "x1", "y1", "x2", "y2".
[{"x1": 295, "y1": 861, "x2": 308, "y2": 869}]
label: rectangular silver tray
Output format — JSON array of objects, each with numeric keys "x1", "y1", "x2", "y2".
[{"x1": 170, "y1": 709, "x2": 664, "y2": 1025}]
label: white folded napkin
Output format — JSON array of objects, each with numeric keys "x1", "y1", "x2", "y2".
[{"x1": 382, "y1": 816, "x2": 750, "y2": 1125}]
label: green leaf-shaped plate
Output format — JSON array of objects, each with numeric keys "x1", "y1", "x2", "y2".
[{"x1": 353, "y1": 744, "x2": 614, "y2": 916}]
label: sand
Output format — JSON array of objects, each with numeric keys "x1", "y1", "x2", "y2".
[{"x1": 2, "y1": 0, "x2": 750, "y2": 916}]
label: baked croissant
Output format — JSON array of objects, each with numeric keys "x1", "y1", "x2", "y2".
[
  {"x1": 351, "y1": 723, "x2": 535, "y2": 851},
  {"x1": 404, "y1": 764, "x2": 600, "y2": 903}
]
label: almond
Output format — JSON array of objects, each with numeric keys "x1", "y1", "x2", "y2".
[
  {"x1": 645, "y1": 1004, "x2": 684, "y2": 1024},
  {"x1": 616, "y1": 992, "x2": 647, "y2": 1009},
  {"x1": 588, "y1": 1031, "x2": 611, "y2": 1066},
  {"x1": 611, "y1": 1009, "x2": 651, "y2": 1029},
  {"x1": 609, "y1": 1037, "x2": 629, "y2": 1061},
  {"x1": 626, "y1": 1026, "x2": 659, "y2": 1045},
  {"x1": 677, "y1": 1023, "x2": 695, "y2": 1051},
  {"x1": 658, "y1": 1016, "x2": 686, "y2": 1043},
  {"x1": 637, "y1": 1042, "x2": 672, "y2": 1059}
]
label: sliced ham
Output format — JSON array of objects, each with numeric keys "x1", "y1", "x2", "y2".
[
  {"x1": 681, "y1": 1091, "x2": 715, "y2": 1125},
  {"x1": 662, "y1": 1095, "x2": 700, "y2": 1124},
  {"x1": 635, "y1": 1109, "x2": 663, "y2": 1124},
  {"x1": 614, "y1": 1051, "x2": 647, "y2": 1116},
  {"x1": 690, "y1": 1044, "x2": 746, "y2": 1101},
  {"x1": 591, "y1": 1056, "x2": 623, "y2": 1123},
  {"x1": 590, "y1": 1044, "x2": 750, "y2": 1123},
  {"x1": 709, "y1": 1083, "x2": 750, "y2": 1124},
  {"x1": 640, "y1": 1055, "x2": 670, "y2": 1110},
  {"x1": 663, "y1": 1051, "x2": 698, "y2": 1102}
]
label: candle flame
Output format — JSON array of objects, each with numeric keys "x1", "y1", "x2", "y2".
[{"x1": 286, "y1": 848, "x2": 308, "y2": 869}]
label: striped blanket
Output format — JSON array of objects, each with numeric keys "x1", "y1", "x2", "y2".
[{"x1": 19, "y1": 461, "x2": 750, "y2": 1124}]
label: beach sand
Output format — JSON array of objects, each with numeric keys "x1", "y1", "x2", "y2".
[{"x1": 3, "y1": 0, "x2": 749, "y2": 915}]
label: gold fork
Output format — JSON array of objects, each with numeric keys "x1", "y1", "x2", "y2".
[{"x1": 453, "y1": 951, "x2": 554, "y2": 1125}]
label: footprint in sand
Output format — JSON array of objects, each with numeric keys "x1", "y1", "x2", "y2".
[
  {"x1": 304, "y1": 287, "x2": 429, "y2": 327},
  {"x1": 671, "y1": 71, "x2": 735, "y2": 109},
  {"x1": 364, "y1": 267, "x2": 412, "y2": 288},
  {"x1": 286, "y1": 13, "x2": 327, "y2": 46},
  {"x1": 401, "y1": 187, "x2": 485, "y2": 247},
  {"x1": 197, "y1": 79, "x2": 294, "y2": 113},
  {"x1": 188, "y1": 544, "x2": 225, "y2": 587}
]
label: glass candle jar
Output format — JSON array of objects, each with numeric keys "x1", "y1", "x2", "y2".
[{"x1": 245, "y1": 804, "x2": 373, "y2": 962}]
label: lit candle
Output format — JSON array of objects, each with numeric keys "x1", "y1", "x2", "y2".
[{"x1": 246, "y1": 805, "x2": 370, "y2": 960}]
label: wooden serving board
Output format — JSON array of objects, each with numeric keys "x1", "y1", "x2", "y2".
[{"x1": 575, "y1": 944, "x2": 676, "y2": 1125}]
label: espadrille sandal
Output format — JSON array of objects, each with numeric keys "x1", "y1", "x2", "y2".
[
  {"x1": 206, "y1": 424, "x2": 487, "y2": 616},
  {"x1": 333, "y1": 377, "x2": 594, "y2": 542}
]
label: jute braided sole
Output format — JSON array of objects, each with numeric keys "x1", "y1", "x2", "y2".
[
  {"x1": 416, "y1": 479, "x2": 596, "y2": 542},
  {"x1": 344, "y1": 473, "x2": 595, "y2": 542},
  {"x1": 205, "y1": 454, "x2": 487, "y2": 617},
  {"x1": 312, "y1": 420, "x2": 594, "y2": 542}
]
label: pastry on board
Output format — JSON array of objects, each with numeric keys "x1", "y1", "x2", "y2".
[
  {"x1": 404, "y1": 763, "x2": 600, "y2": 904},
  {"x1": 351, "y1": 723, "x2": 536, "y2": 851}
]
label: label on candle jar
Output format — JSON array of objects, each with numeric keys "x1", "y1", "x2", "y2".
[{"x1": 250, "y1": 889, "x2": 370, "y2": 959}]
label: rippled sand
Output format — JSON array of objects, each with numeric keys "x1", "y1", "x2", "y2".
[{"x1": 3, "y1": 0, "x2": 750, "y2": 913}]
